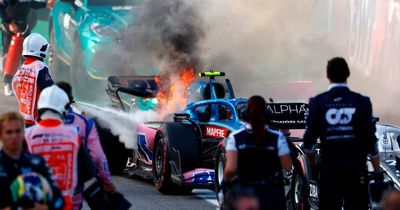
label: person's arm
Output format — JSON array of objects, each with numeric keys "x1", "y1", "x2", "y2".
[
  {"x1": 303, "y1": 97, "x2": 320, "y2": 165},
  {"x1": 86, "y1": 119, "x2": 115, "y2": 192},
  {"x1": 224, "y1": 134, "x2": 238, "y2": 182},
  {"x1": 370, "y1": 154, "x2": 380, "y2": 172},
  {"x1": 224, "y1": 151, "x2": 238, "y2": 182},
  {"x1": 37, "y1": 157, "x2": 64, "y2": 210},
  {"x1": 37, "y1": 67, "x2": 54, "y2": 91},
  {"x1": 359, "y1": 96, "x2": 381, "y2": 172},
  {"x1": 0, "y1": 157, "x2": 12, "y2": 210},
  {"x1": 277, "y1": 133, "x2": 292, "y2": 171}
]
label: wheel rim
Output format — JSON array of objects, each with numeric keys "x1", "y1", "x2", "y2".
[
  {"x1": 155, "y1": 141, "x2": 164, "y2": 179},
  {"x1": 294, "y1": 178, "x2": 301, "y2": 204},
  {"x1": 293, "y1": 175, "x2": 305, "y2": 210},
  {"x1": 218, "y1": 156, "x2": 224, "y2": 186}
]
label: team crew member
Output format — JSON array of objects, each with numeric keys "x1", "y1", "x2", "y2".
[
  {"x1": 303, "y1": 57, "x2": 381, "y2": 210},
  {"x1": 57, "y1": 82, "x2": 117, "y2": 210},
  {"x1": 25, "y1": 85, "x2": 80, "y2": 210},
  {"x1": 12, "y1": 33, "x2": 54, "y2": 127},
  {"x1": 0, "y1": 111, "x2": 64, "y2": 210},
  {"x1": 0, "y1": 0, "x2": 54, "y2": 95},
  {"x1": 224, "y1": 95, "x2": 292, "y2": 210}
]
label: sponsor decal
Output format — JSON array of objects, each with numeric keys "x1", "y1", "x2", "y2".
[
  {"x1": 325, "y1": 107, "x2": 356, "y2": 125},
  {"x1": 266, "y1": 103, "x2": 308, "y2": 115},
  {"x1": 137, "y1": 133, "x2": 153, "y2": 161},
  {"x1": 309, "y1": 182, "x2": 319, "y2": 199},
  {"x1": 266, "y1": 103, "x2": 309, "y2": 129},
  {"x1": 204, "y1": 126, "x2": 228, "y2": 138},
  {"x1": 192, "y1": 171, "x2": 215, "y2": 183},
  {"x1": 13, "y1": 66, "x2": 39, "y2": 121}
]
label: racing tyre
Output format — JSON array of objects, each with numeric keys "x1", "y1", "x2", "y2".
[
  {"x1": 152, "y1": 123, "x2": 199, "y2": 195},
  {"x1": 214, "y1": 151, "x2": 225, "y2": 205},
  {"x1": 95, "y1": 120, "x2": 131, "y2": 175},
  {"x1": 289, "y1": 151, "x2": 314, "y2": 210},
  {"x1": 290, "y1": 168, "x2": 310, "y2": 210}
]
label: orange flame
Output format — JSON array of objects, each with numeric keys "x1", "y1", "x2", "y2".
[{"x1": 155, "y1": 68, "x2": 196, "y2": 118}]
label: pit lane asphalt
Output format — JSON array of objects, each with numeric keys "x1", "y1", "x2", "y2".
[{"x1": 0, "y1": 81, "x2": 218, "y2": 210}]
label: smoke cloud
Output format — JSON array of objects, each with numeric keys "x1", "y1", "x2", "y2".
[
  {"x1": 119, "y1": 0, "x2": 204, "y2": 84},
  {"x1": 195, "y1": 0, "x2": 400, "y2": 124},
  {"x1": 76, "y1": 102, "x2": 160, "y2": 149},
  {"x1": 196, "y1": 0, "x2": 330, "y2": 97},
  {"x1": 89, "y1": 0, "x2": 399, "y2": 128}
]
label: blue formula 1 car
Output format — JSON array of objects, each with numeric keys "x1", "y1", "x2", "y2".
[{"x1": 100, "y1": 71, "x2": 309, "y2": 195}]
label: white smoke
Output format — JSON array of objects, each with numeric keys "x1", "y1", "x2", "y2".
[{"x1": 75, "y1": 102, "x2": 160, "y2": 149}]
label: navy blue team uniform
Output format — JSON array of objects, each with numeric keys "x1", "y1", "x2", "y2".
[
  {"x1": 227, "y1": 126, "x2": 290, "y2": 210},
  {"x1": 303, "y1": 84, "x2": 378, "y2": 210}
]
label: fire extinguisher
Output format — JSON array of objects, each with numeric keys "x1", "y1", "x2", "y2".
[{"x1": 3, "y1": 33, "x2": 24, "y2": 79}]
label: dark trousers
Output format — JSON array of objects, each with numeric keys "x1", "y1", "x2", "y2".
[
  {"x1": 255, "y1": 185, "x2": 286, "y2": 210},
  {"x1": 319, "y1": 165, "x2": 369, "y2": 210}
]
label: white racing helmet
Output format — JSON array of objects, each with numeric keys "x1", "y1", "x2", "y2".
[
  {"x1": 22, "y1": 33, "x2": 49, "y2": 59},
  {"x1": 37, "y1": 85, "x2": 70, "y2": 117}
]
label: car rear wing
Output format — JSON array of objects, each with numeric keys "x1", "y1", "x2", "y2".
[
  {"x1": 267, "y1": 103, "x2": 309, "y2": 129},
  {"x1": 106, "y1": 76, "x2": 159, "y2": 111}
]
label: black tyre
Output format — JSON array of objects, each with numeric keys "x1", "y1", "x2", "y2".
[
  {"x1": 95, "y1": 120, "x2": 131, "y2": 175},
  {"x1": 49, "y1": 27, "x2": 68, "y2": 82},
  {"x1": 152, "y1": 123, "x2": 199, "y2": 194},
  {"x1": 290, "y1": 168, "x2": 310, "y2": 210},
  {"x1": 289, "y1": 151, "x2": 314, "y2": 210},
  {"x1": 214, "y1": 151, "x2": 225, "y2": 205}
]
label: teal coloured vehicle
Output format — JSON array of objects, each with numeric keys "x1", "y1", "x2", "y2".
[{"x1": 49, "y1": 0, "x2": 138, "y2": 99}]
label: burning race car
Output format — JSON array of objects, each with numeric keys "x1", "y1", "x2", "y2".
[
  {"x1": 98, "y1": 71, "x2": 309, "y2": 195},
  {"x1": 103, "y1": 71, "x2": 246, "y2": 194}
]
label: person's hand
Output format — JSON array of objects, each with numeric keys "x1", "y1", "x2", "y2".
[
  {"x1": 8, "y1": 21, "x2": 20, "y2": 34},
  {"x1": 370, "y1": 171, "x2": 385, "y2": 183},
  {"x1": 103, "y1": 182, "x2": 117, "y2": 193},
  {"x1": 23, "y1": 203, "x2": 48, "y2": 210},
  {"x1": 47, "y1": 0, "x2": 56, "y2": 9}
]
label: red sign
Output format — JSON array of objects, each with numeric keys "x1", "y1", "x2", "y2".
[{"x1": 204, "y1": 126, "x2": 228, "y2": 138}]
